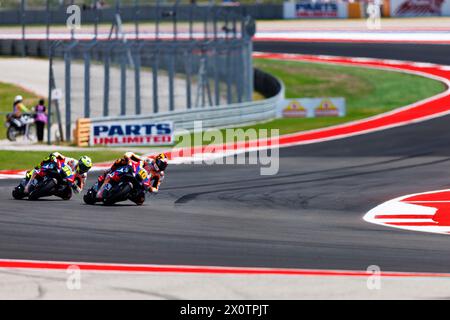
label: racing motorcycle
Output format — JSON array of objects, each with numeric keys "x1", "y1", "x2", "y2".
[
  {"x1": 83, "y1": 163, "x2": 148, "y2": 206},
  {"x1": 12, "y1": 161, "x2": 75, "y2": 200},
  {"x1": 5, "y1": 113, "x2": 35, "y2": 142}
]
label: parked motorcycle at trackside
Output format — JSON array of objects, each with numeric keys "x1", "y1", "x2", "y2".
[{"x1": 4, "y1": 113, "x2": 36, "y2": 142}]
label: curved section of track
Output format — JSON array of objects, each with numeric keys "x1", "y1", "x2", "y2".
[{"x1": 1, "y1": 42, "x2": 450, "y2": 273}]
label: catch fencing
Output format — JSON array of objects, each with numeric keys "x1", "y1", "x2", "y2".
[{"x1": 45, "y1": 2, "x2": 255, "y2": 143}]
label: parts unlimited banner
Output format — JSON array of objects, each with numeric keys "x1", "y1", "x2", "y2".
[{"x1": 90, "y1": 120, "x2": 174, "y2": 146}]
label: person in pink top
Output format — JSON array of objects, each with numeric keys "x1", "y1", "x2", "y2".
[{"x1": 34, "y1": 99, "x2": 47, "y2": 142}]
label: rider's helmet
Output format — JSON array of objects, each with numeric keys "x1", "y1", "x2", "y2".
[
  {"x1": 14, "y1": 95, "x2": 23, "y2": 104},
  {"x1": 77, "y1": 156, "x2": 92, "y2": 174},
  {"x1": 154, "y1": 153, "x2": 168, "y2": 172}
]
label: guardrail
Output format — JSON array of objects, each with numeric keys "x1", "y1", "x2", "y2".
[
  {"x1": 73, "y1": 78, "x2": 284, "y2": 146},
  {"x1": 91, "y1": 90, "x2": 283, "y2": 131}
]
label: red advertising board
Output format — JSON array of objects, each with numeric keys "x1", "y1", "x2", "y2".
[{"x1": 392, "y1": 0, "x2": 446, "y2": 16}]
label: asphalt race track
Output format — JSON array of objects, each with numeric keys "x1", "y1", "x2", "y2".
[
  {"x1": 254, "y1": 42, "x2": 450, "y2": 65},
  {"x1": 1, "y1": 42, "x2": 450, "y2": 273}
]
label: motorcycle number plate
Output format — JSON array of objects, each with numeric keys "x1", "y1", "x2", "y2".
[
  {"x1": 138, "y1": 169, "x2": 148, "y2": 180},
  {"x1": 61, "y1": 166, "x2": 72, "y2": 176}
]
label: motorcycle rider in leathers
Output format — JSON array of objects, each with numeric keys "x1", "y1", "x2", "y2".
[
  {"x1": 95, "y1": 152, "x2": 168, "y2": 205},
  {"x1": 23, "y1": 152, "x2": 93, "y2": 199}
]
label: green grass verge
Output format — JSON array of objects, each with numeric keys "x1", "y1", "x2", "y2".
[
  {"x1": 0, "y1": 150, "x2": 125, "y2": 171},
  {"x1": 252, "y1": 59, "x2": 446, "y2": 134},
  {"x1": 177, "y1": 58, "x2": 446, "y2": 145},
  {"x1": 0, "y1": 58, "x2": 445, "y2": 170}
]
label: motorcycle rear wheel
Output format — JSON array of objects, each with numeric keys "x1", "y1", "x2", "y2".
[{"x1": 102, "y1": 183, "x2": 133, "y2": 206}]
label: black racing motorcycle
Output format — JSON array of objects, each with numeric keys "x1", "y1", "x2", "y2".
[
  {"x1": 84, "y1": 164, "x2": 147, "y2": 206},
  {"x1": 5, "y1": 113, "x2": 36, "y2": 142},
  {"x1": 12, "y1": 162, "x2": 74, "y2": 200}
]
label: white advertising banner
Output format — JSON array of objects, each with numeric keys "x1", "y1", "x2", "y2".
[
  {"x1": 283, "y1": 1, "x2": 348, "y2": 19},
  {"x1": 279, "y1": 97, "x2": 346, "y2": 118},
  {"x1": 390, "y1": 0, "x2": 450, "y2": 16},
  {"x1": 90, "y1": 120, "x2": 174, "y2": 146}
]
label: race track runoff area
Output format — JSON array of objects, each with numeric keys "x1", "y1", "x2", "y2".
[{"x1": 3, "y1": 45, "x2": 450, "y2": 298}]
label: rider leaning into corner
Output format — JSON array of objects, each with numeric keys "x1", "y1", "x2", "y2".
[
  {"x1": 24, "y1": 152, "x2": 93, "y2": 199},
  {"x1": 96, "y1": 151, "x2": 169, "y2": 205},
  {"x1": 144, "y1": 152, "x2": 168, "y2": 193}
]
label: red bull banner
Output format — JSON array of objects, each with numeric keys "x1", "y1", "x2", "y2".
[{"x1": 390, "y1": 0, "x2": 450, "y2": 16}]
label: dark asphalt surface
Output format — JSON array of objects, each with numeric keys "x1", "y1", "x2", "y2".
[
  {"x1": 254, "y1": 42, "x2": 450, "y2": 65},
  {"x1": 2, "y1": 42, "x2": 450, "y2": 273}
]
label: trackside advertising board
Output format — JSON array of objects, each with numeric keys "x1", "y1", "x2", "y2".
[
  {"x1": 279, "y1": 98, "x2": 346, "y2": 118},
  {"x1": 90, "y1": 120, "x2": 174, "y2": 146},
  {"x1": 389, "y1": 0, "x2": 450, "y2": 16},
  {"x1": 284, "y1": 1, "x2": 348, "y2": 18}
]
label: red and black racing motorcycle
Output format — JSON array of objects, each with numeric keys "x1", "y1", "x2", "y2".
[
  {"x1": 12, "y1": 161, "x2": 76, "y2": 200},
  {"x1": 83, "y1": 162, "x2": 148, "y2": 206}
]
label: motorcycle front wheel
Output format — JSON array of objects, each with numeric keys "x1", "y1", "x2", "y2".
[
  {"x1": 83, "y1": 188, "x2": 98, "y2": 205},
  {"x1": 25, "y1": 124, "x2": 37, "y2": 142},
  {"x1": 6, "y1": 126, "x2": 19, "y2": 142},
  {"x1": 12, "y1": 185, "x2": 26, "y2": 199}
]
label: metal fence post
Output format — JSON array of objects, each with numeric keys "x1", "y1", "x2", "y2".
[
  {"x1": 48, "y1": 44, "x2": 65, "y2": 144},
  {"x1": 64, "y1": 48, "x2": 72, "y2": 142},
  {"x1": 232, "y1": 13, "x2": 237, "y2": 39},
  {"x1": 236, "y1": 43, "x2": 243, "y2": 103},
  {"x1": 120, "y1": 48, "x2": 127, "y2": 116},
  {"x1": 231, "y1": 43, "x2": 238, "y2": 103},
  {"x1": 204, "y1": 45, "x2": 213, "y2": 107},
  {"x1": 20, "y1": 0, "x2": 26, "y2": 56},
  {"x1": 115, "y1": 0, "x2": 120, "y2": 40},
  {"x1": 93, "y1": 0, "x2": 99, "y2": 40},
  {"x1": 152, "y1": 48, "x2": 159, "y2": 114},
  {"x1": 134, "y1": 0, "x2": 140, "y2": 40},
  {"x1": 46, "y1": 0, "x2": 50, "y2": 44},
  {"x1": 213, "y1": 44, "x2": 220, "y2": 106},
  {"x1": 70, "y1": 0, "x2": 75, "y2": 41},
  {"x1": 134, "y1": 45, "x2": 142, "y2": 115},
  {"x1": 103, "y1": 46, "x2": 110, "y2": 117},
  {"x1": 47, "y1": 44, "x2": 53, "y2": 145},
  {"x1": 173, "y1": 1, "x2": 180, "y2": 42},
  {"x1": 156, "y1": 0, "x2": 161, "y2": 40},
  {"x1": 189, "y1": 4, "x2": 194, "y2": 40},
  {"x1": 247, "y1": 40, "x2": 254, "y2": 101},
  {"x1": 204, "y1": 6, "x2": 209, "y2": 40},
  {"x1": 84, "y1": 49, "x2": 91, "y2": 118},
  {"x1": 168, "y1": 45, "x2": 175, "y2": 112},
  {"x1": 226, "y1": 45, "x2": 232, "y2": 104},
  {"x1": 213, "y1": 7, "x2": 218, "y2": 40},
  {"x1": 184, "y1": 48, "x2": 192, "y2": 110}
]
